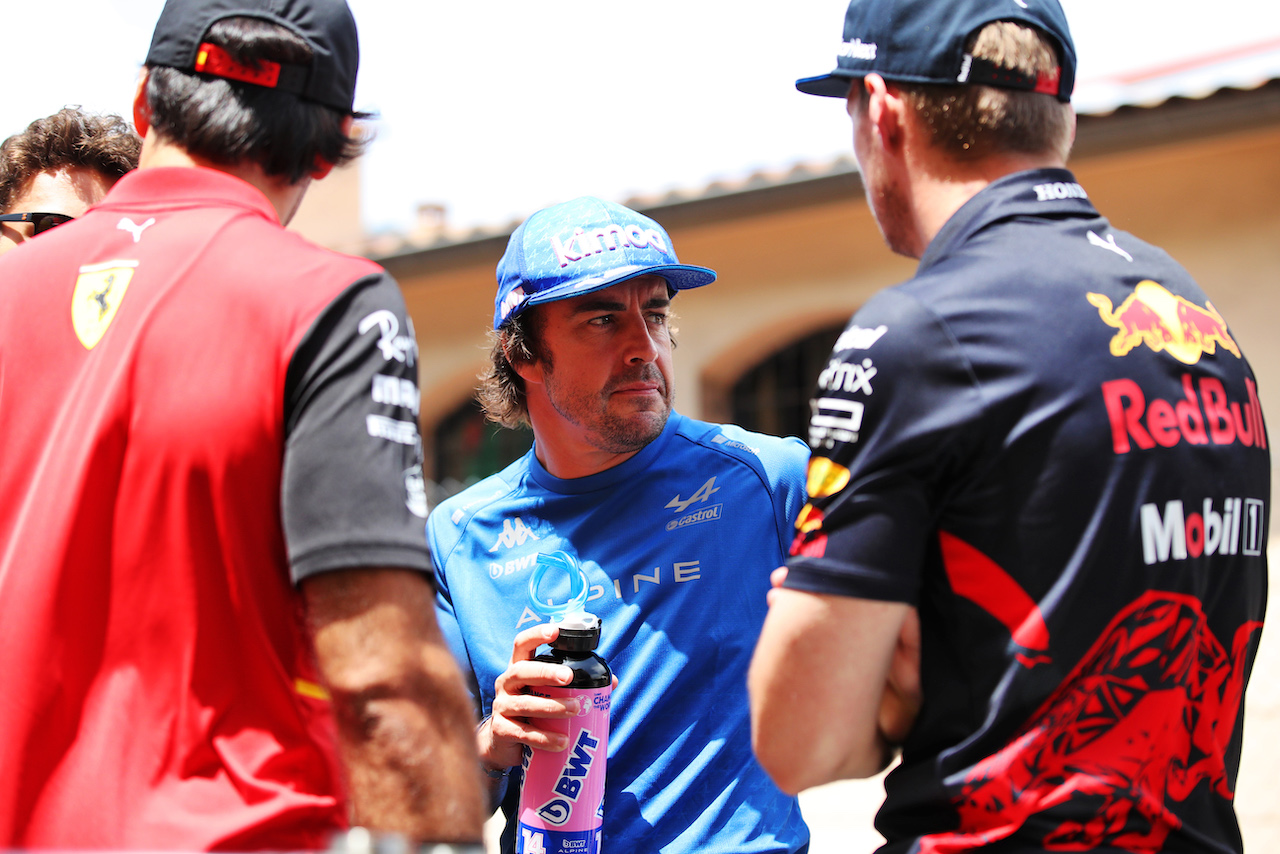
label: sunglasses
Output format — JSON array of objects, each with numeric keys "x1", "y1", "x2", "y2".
[{"x1": 0, "y1": 212, "x2": 74, "y2": 235}]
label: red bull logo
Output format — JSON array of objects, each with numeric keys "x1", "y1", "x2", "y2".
[
  {"x1": 1102, "y1": 374, "x2": 1266, "y2": 454},
  {"x1": 1086, "y1": 281, "x2": 1240, "y2": 365}
]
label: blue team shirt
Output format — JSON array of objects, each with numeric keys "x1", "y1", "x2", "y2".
[{"x1": 430, "y1": 412, "x2": 811, "y2": 854}]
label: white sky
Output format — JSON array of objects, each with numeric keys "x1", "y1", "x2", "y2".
[{"x1": 5, "y1": 1, "x2": 1280, "y2": 235}]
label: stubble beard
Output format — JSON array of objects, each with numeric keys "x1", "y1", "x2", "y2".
[
  {"x1": 545, "y1": 363, "x2": 672, "y2": 455},
  {"x1": 868, "y1": 174, "x2": 917, "y2": 259}
]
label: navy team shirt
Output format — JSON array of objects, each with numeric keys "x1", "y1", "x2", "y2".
[{"x1": 788, "y1": 168, "x2": 1269, "y2": 853}]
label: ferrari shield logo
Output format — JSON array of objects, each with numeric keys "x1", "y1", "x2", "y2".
[{"x1": 72, "y1": 260, "x2": 137, "y2": 349}]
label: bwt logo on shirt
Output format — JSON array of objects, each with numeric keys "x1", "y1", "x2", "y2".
[
  {"x1": 551, "y1": 224, "x2": 669, "y2": 268},
  {"x1": 1140, "y1": 497, "x2": 1265, "y2": 565}
]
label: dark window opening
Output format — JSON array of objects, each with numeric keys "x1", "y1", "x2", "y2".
[
  {"x1": 730, "y1": 323, "x2": 845, "y2": 439},
  {"x1": 432, "y1": 397, "x2": 532, "y2": 500}
]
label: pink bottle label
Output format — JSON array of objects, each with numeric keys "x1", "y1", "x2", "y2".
[{"x1": 517, "y1": 685, "x2": 610, "y2": 854}]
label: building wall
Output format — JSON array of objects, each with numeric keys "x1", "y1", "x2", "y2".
[
  {"x1": 390, "y1": 119, "x2": 1280, "y2": 850},
  {"x1": 398, "y1": 124, "x2": 1280, "y2": 447}
]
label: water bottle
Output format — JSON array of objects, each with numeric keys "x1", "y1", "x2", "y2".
[{"x1": 516, "y1": 552, "x2": 611, "y2": 854}]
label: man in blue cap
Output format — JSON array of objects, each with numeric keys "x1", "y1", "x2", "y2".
[
  {"x1": 750, "y1": 0, "x2": 1268, "y2": 851},
  {"x1": 429, "y1": 196, "x2": 812, "y2": 854}
]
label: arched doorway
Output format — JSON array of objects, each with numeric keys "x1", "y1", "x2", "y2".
[{"x1": 729, "y1": 322, "x2": 844, "y2": 439}]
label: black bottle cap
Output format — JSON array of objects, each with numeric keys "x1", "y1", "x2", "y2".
[{"x1": 551, "y1": 612, "x2": 601, "y2": 651}]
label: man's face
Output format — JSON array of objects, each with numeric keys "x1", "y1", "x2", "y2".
[
  {"x1": 0, "y1": 166, "x2": 114, "y2": 256},
  {"x1": 524, "y1": 274, "x2": 675, "y2": 455}
]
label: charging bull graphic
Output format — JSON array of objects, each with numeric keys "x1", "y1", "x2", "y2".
[
  {"x1": 1086, "y1": 281, "x2": 1240, "y2": 366},
  {"x1": 921, "y1": 590, "x2": 1262, "y2": 852}
]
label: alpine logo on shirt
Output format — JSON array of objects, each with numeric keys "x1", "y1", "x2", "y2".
[{"x1": 665, "y1": 477, "x2": 723, "y2": 531}]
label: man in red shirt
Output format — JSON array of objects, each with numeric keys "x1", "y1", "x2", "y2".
[{"x1": 0, "y1": 0, "x2": 485, "y2": 848}]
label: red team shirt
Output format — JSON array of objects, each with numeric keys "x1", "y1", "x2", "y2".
[{"x1": 0, "y1": 167, "x2": 430, "y2": 849}]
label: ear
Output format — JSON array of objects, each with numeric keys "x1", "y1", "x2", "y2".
[
  {"x1": 132, "y1": 68, "x2": 152, "y2": 137},
  {"x1": 502, "y1": 330, "x2": 550, "y2": 386},
  {"x1": 310, "y1": 156, "x2": 335, "y2": 181},
  {"x1": 864, "y1": 73, "x2": 906, "y2": 150},
  {"x1": 507, "y1": 344, "x2": 545, "y2": 386},
  {"x1": 310, "y1": 115, "x2": 355, "y2": 180}
]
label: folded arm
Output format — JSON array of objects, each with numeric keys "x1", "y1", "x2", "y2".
[{"x1": 749, "y1": 572, "x2": 919, "y2": 793}]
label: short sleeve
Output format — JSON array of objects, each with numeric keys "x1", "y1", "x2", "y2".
[
  {"x1": 710, "y1": 423, "x2": 811, "y2": 557},
  {"x1": 427, "y1": 506, "x2": 484, "y2": 707},
  {"x1": 786, "y1": 288, "x2": 985, "y2": 604},
  {"x1": 281, "y1": 273, "x2": 431, "y2": 581}
]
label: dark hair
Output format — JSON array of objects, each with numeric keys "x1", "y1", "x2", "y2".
[
  {"x1": 893, "y1": 21, "x2": 1073, "y2": 162},
  {"x1": 478, "y1": 310, "x2": 546, "y2": 430},
  {"x1": 0, "y1": 107, "x2": 141, "y2": 212},
  {"x1": 144, "y1": 16, "x2": 370, "y2": 183}
]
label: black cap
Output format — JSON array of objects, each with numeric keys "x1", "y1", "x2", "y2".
[
  {"x1": 145, "y1": 0, "x2": 360, "y2": 113},
  {"x1": 796, "y1": 0, "x2": 1076, "y2": 103}
]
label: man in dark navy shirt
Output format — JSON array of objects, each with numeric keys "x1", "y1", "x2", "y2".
[{"x1": 749, "y1": 1, "x2": 1268, "y2": 851}]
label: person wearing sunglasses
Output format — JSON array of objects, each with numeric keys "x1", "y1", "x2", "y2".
[{"x1": 0, "y1": 107, "x2": 140, "y2": 256}]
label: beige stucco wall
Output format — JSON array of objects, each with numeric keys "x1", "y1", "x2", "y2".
[{"x1": 398, "y1": 124, "x2": 1280, "y2": 444}]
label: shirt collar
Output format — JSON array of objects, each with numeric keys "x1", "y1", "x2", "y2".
[
  {"x1": 95, "y1": 166, "x2": 280, "y2": 224},
  {"x1": 527, "y1": 411, "x2": 684, "y2": 495},
  {"x1": 919, "y1": 168, "x2": 1099, "y2": 274}
]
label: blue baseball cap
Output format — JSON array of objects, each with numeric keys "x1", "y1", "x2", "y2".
[
  {"x1": 493, "y1": 197, "x2": 716, "y2": 330},
  {"x1": 796, "y1": 0, "x2": 1076, "y2": 103}
]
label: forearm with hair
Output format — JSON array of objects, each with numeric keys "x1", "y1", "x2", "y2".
[{"x1": 305, "y1": 568, "x2": 486, "y2": 843}]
